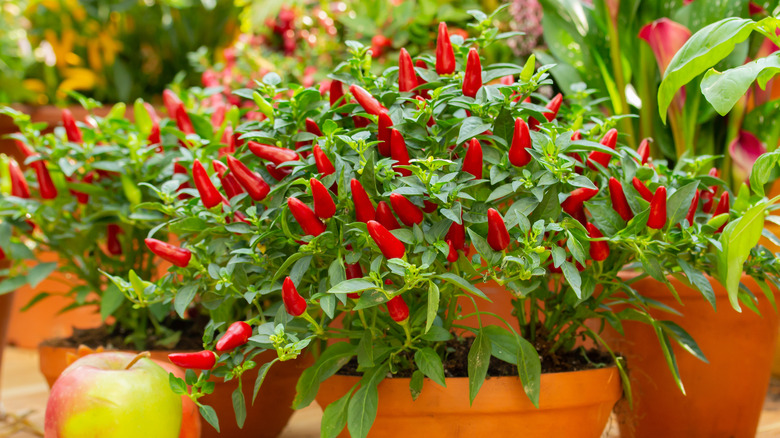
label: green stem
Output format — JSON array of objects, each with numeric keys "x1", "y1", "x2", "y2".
[{"x1": 605, "y1": 11, "x2": 636, "y2": 149}]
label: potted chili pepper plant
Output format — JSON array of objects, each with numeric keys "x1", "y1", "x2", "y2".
[{"x1": 125, "y1": 11, "x2": 779, "y2": 438}]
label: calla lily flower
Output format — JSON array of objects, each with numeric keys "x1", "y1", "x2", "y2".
[
  {"x1": 729, "y1": 130, "x2": 766, "y2": 184},
  {"x1": 638, "y1": 18, "x2": 692, "y2": 75}
]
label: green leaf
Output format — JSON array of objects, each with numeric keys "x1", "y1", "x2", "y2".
[
  {"x1": 409, "y1": 371, "x2": 424, "y2": 401},
  {"x1": 467, "y1": 329, "x2": 492, "y2": 404},
  {"x1": 561, "y1": 261, "x2": 582, "y2": 298},
  {"x1": 293, "y1": 343, "x2": 357, "y2": 409},
  {"x1": 199, "y1": 405, "x2": 220, "y2": 433},
  {"x1": 666, "y1": 181, "x2": 698, "y2": 226},
  {"x1": 0, "y1": 275, "x2": 29, "y2": 295},
  {"x1": 414, "y1": 348, "x2": 446, "y2": 387},
  {"x1": 658, "y1": 17, "x2": 756, "y2": 122},
  {"x1": 26, "y1": 262, "x2": 57, "y2": 288},
  {"x1": 516, "y1": 335, "x2": 541, "y2": 407},
  {"x1": 168, "y1": 373, "x2": 187, "y2": 395},
  {"x1": 718, "y1": 200, "x2": 768, "y2": 311},
  {"x1": 232, "y1": 387, "x2": 247, "y2": 428},
  {"x1": 328, "y1": 279, "x2": 376, "y2": 294},
  {"x1": 357, "y1": 331, "x2": 375, "y2": 368},
  {"x1": 174, "y1": 284, "x2": 198, "y2": 319},
  {"x1": 457, "y1": 117, "x2": 492, "y2": 145},
  {"x1": 100, "y1": 284, "x2": 124, "y2": 320},
  {"x1": 678, "y1": 258, "x2": 716, "y2": 310},
  {"x1": 660, "y1": 321, "x2": 708, "y2": 363},
  {"x1": 425, "y1": 281, "x2": 439, "y2": 333},
  {"x1": 749, "y1": 150, "x2": 780, "y2": 196},
  {"x1": 252, "y1": 359, "x2": 277, "y2": 404},
  {"x1": 436, "y1": 272, "x2": 489, "y2": 300},
  {"x1": 133, "y1": 99, "x2": 152, "y2": 133},
  {"x1": 321, "y1": 387, "x2": 355, "y2": 438},
  {"x1": 347, "y1": 363, "x2": 387, "y2": 438},
  {"x1": 701, "y1": 52, "x2": 780, "y2": 115}
]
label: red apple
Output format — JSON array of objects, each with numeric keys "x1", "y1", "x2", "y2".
[{"x1": 45, "y1": 352, "x2": 184, "y2": 437}]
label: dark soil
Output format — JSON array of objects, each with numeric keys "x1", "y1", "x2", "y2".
[
  {"x1": 40, "y1": 315, "x2": 208, "y2": 351},
  {"x1": 339, "y1": 336, "x2": 613, "y2": 378}
]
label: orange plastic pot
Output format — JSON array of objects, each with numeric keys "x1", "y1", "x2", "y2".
[
  {"x1": 0, "y1": 260, "x2": 13, "y2": 402},
  {"x1": 39, "y1": 345, "x2": 311, "y2": 438},
  {"x1": 316, "y1": 367, "x2": 622, "y2": 438},
  {"x1": 603, "y1": 274, "x2": 778, "y2": 438}
]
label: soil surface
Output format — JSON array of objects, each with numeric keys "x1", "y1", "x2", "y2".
[
  {"x1": 339, "y1": 336, "x2": 614, "y2": 378},
  {"x1": 40, "y1": 316, "x2": 207, "y2": 351}
]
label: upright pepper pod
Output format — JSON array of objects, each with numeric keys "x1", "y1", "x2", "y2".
[
  {"x1": 389, "y1": 193, "x2": 423, "y2": 226},
  {"x1": 386, "y1": 295, "x2": 410, "y2": 323},
  {"x1": 313, "y1": 144, "x2": 336, "y2": 176},
  {"x1": 422, "y1": 199, "x2": 438, "y2": 213},
  {"x1": 685, "y1": 189, "x2": 700, "y2": 227},
  {"x1": 226, "y1": 156, "x2": 270, "y2": 201},
  {"x1": 212, "y1": 160, "x2": 244, "y2": 200},
  {"x1": 168, "y1": 351, "x2": 216, "y2": 370},
  {"x1": 608, "y1": 177, "x2": 633, "y2": 221},
  {"x1": 376, "y1": 201, "x2": 401, "y2": 230},
  {"x1": 632, "y1": 177, "x2": 654, "y2": 202},
  {"x1": 390, "y1": 129, "x2": 412, "y2": 177},
  {"x1": 349, "y1": 84, "x2": 387, "y2": 116},
  {"x1": 33, "y1": 161, "x2": 58, "y2": 200},
  {"x1": 62, "y1": 109, "x2": 83, "y2": 144},
  {"x1": 463, "y1": 138, "x2": 483, "y2": 179},
  {"x1": 561, "y1": 186, "x2": 599, "y2": 224},
  {"x1": 70, "y1": 172, "x2": 94, "y2": 204},
  {"x1": 713, "y1": 192, "x2": 730, "y2": 232},
  {"x1": 637, "y1": 138, "x2": 651, "y2": 164},
  {"x1": 192, "y1": 160, "x2": 224, "y2": 208},
  {"x1": 446, "y1": 240, "x2": 459, "y2": 263},
  {"x1": 398, "y1": 48, "x2": 418, "y2": 92},
  {"x1": 463, "y1": 48, "x2": 482, "y2": 98},
  {"x1": 446, "y1": 217, "x2": 466, "y2": 250},
  {"x1": 107, "y1": 224, "x2": 123, "y2": 256},
  {"x1": 378, "y1": 112, "x2": 393, "y2": 157},
  {"x1": 248, "y1": 141, "x2": 299, "y2": 165},
  {"x1": 508, "y1": 117, "x2": 532, "y2": 167},
  {"x1": 211, "y1": 102, "x2": 227, "y2": 127},
  {"x1": 367, "y1": 220, "x2": 406, "y2": 259},
  {"x1": 702, "y1": 168, "x2": 720, "y2": 213},
  {"x1": 145, "y1": 238, "x2": 192, "y2": 267},
  {"x1": 586, "y1": 223, "x2": 609, "y2": 261},
  {"x1": 310, "y1": 178, "x2": 336, "y2": 219},
  {"x1": 283, "y1": 277, "x2": 307, "y2": 317},
  {"x1": 266, "y1": 163, "x2": 291, "y2": 181},
  {"x1": 330, "y1": 80, "x2": 345, "y2": 108},
  {"x1": 216, "y1": 321, "x2": 253, "y2": 352},
  {"x1": 175, "y1": 105, "x2": 195, "y2": 136},
  {"x1": 144, "y1": 103, "x2": 161, "y2": 147},
  {"x1": 529, "y1": 94, "x2": 563, "y2": 130},
  {"x1": 220, "y1": 123, "x2": 236, "y2": 156},
  {"x1": 345, "y1": 263, "x2": 363, "y2": 299},
  {"x1": 305, "y1": 118, "x2": 323, "y2": 137},
  {"x1": 162, "y1": 89, "x2": 182, "y2": 119},
  {"x1": 436, "y1": 22, "x2": 456, "y2": 75},
  {"x1": 288, "y1": 197, "x2": 326, "y2": 236},
  {"x1": 587, "y1": 129, "x2": 617, "y2": 170},
  {"x1": 351, "y1": 178, "x2": 376, "y2": 223},
  {"x1": 9, "y1": 160, "x2": 30, "y2": 198},
  {"x1": 487, "y1": 208, "x2": 510, "y2": 251},
  {"x1": 647, "y1": 186, "x2": 667, "y2": 230}
]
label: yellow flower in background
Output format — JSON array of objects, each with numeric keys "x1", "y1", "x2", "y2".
[
  {"x1": 56, "y1": 68, "x2": 98, "y2": 100},
  {"x1": 44, "y1": 28, "x2": 77, "y2": 68},
  {"x1": 39, "y1": 0, "x2": 60, "y2": 12},
  {"x1": 87, "y1": 39, "x2": 102, "y2": 72},
  {"x1": 64, "y1": 0, "x2": 86, "y2": 21},
  {"x1": 99, "y1": 30, "x2": 122, "y2": 65}
]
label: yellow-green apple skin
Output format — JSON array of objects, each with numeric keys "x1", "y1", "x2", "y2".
[{"x1": 44, "y1": 352, "x2": 182, "y2": 438}]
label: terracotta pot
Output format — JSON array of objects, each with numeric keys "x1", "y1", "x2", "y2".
[
  {"x1": 39, "y1": 344, "x2": 310, "y2": 438},
  {"x1": 316, "y1": 366, "x2": 620, "y2": 438},
  {"x1": 0, "y1": 260, "x2": 13, "y2": 402},
  {"x1": 603, "y1": 274, "x2": 778, "y2": 438}
]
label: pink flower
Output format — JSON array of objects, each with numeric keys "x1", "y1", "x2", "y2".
[
  {"x1": 638, "y1": 18, "x2": 692, "y2": 75},
  {"x1": 729, "y1": 131, "x2": 766, "y2": 183}
]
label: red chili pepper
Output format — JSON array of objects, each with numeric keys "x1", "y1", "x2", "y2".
[
  {"x1": 702, "y1": 168, "x2": 720, "y2": 213},
  {"x1": 414, "y1": 60, "x2": 430, "y2": 98},
  {"x1": 529, "y1": 94, "x2": 563, "y2": 131},
  {"x1": 106, "y1": 224, "x2": 122, "y2": 255},
  {"x1": 571, "y1": 132, "x2": 582, "y2": 141},
  {"x1": 446, "y1": 217, "x2": 466, "y2": 250},
  {"x1": 212, "y1": 160, "x2": 245, "y2": 200},
  {"x1": 14, "y1": 140, "x2": 35, "y2": 159},
  {"x1": 226, "y1": 156, "x2": 270, "y2": 201},
  {"x1": 436, "y1": 22, "x2": 456, "y2": 75},
  {"x1": 376, "y1": 201, "x2": 401, "y2": 230},
  {"x1": 562, "y1": 186, "x2": 598, "y2": 224},
  {"x1": 173, "y1": 161, "x2": 193, "y2": 200},
  {"x1": 398, "y1": 48, "x2": 419, "y2": 93},
  {"x1": 446, "y1": 240, "x2": 459, "y2": 262},
  {"x1": 248, "y1": 141, "x2": 299, "y2": 165},
  {"x1": 220, "y1": 123, "x2": 236, "y2": 157},
  {"x1": 608, "y1": 177, "x2": 633, "y2": 221},
  {"x1": 685, "y1": 189, "x2": 700, "y2": 227},
  {"x1": 216, "y1": 321, "x2": 252, "y2": 352},
  {"x1": 9, "y1": 160, "x2": 30, "y2": 198},
  {"x1": 288, "y1": 197, "x2": 326, "y2": 236},
  {"x1": 192, "y1": 160, "x2": 224, "y2": 208},
  {"x1": 632, "y1": 177, "x2": 654, "y2": 202},
  {"x1": 647, "y1": 186, "x2": 667, "y2": 230},
  {"x1": 367, "y1": 220, "x2": 406, "y2": 259},
  {"x1": 389, "y1": 193, "x2": 423, "y2": 226},
  {"x1": 0, "y1": 246, "x2": 5, "y2": 261},
  {"x1": 346, "y1": 263, "x2": 363, "y2": 299},
  {"x1": 487, "y1": 208, "x2": 510, "y2": 251},
  {"x1": 283, "y1": 276, "x2": 307, "y2": 317},
  {"x1": 349, "y1": 84, "x2": 387, "y2": 116},
  {"x1": 390, "y1": 129, "x2": 412, "y2": 177},
  {"x1": 637, "y1": 138, "x2": 651, "y2": 165},
  {"x1": 330, "y1": 80, "x2": 345, "y2": 108},
  {"x1": 163, "y1": 89, "x2": 182, "y2": 119},
  {"x1": 145, "y1": 238, "x2": 192, "y2": 267},
  {"x1": 351, "y1": 178, "x2": 376, "y2": 223},
  {"x1": 463, "y1": 138, "x2": 483, "y2": 179},
  {"x1": 305, "y1": 118, "x2": 323, "y2": 137},
  {"x1": 378, "y1": 112, "x2": 393, "y2": 157},
  {"x1": 62, "y1": 109, "x2": 83, "y2": 144},
  {"x1": 713, "y1": 191, "x2": 730, "y2": 232},
  {"x1": 175, "y1": 105, "x2": 195, "y2": 136},
  {"x1": 266, "y1": 163, "x2": 292, "y2": 181},
  {"x1": 586, "y1": 223, "x2": 609, "y2": 261},
  {"x1": 144, "y1": 103, "x2": 161, "y2": 148},
  {"x1": 508, "y1": 117, "x2": 532, "y2": 167},
  {"x1": 587, "y1": 128, "x2": 617, "y2": 170},
  {"x1": 33, "y1": 161, "x2": 57, "y2": 199},
  {"x1": 386, "y1": 295, "x2": 409, "y2": 323},
  {"x1": 310, "y1": 178, "x2": 336, "y2": 219},
  {"x1": 423, "y1": 199, "x2": 437, "y2": 213},
  {"x1": 313, "y1": 144, "x2": 336, "y2": 176},
  {"x1": 211, "y1": 102, "x2": 227, "y2": 127},
  {"x1": 353, "y1": 116, "x2": 371, "y2": 128},
  {"x1": 463, "y1": 48, "x2": 482, "y2": 98},
  {"x1": 168, "y1": 351, "x2": 216, "y2": 370}
]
